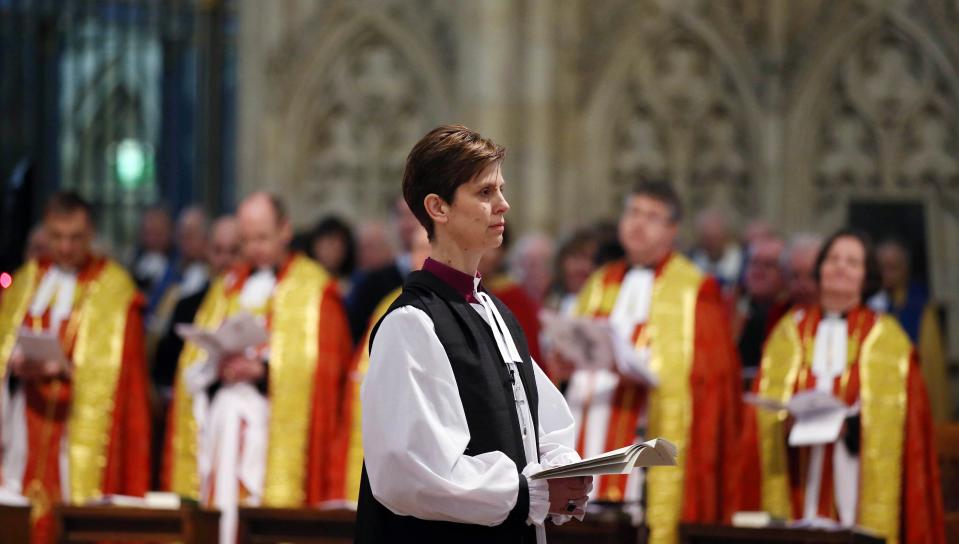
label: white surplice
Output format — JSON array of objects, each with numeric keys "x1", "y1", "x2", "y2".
[
  {"x1": 1, "y1": 266, "x2": 78, "y2": 501},
  {"x1": 566, "y1": 266, "x2": 653, "y2": 512},
  {"x1": 186, "y1": 268, "x2": 275, "y2": 544},
  {"x1": 362, "y1": 279, "x2": 584, "y2": 544}
]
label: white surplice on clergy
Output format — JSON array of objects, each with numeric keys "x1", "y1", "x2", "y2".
[
  {"x1": 361, "y1": 270, "x2": 587, "y2": 544},
  {"x1": 185, "y1": 267, "x2": 276, "y2": 544},
  {"x1": 565, "y1": 265, "x2": 655, "y2": 508}
]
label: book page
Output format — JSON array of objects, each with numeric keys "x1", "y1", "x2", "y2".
[
  {"x1": 747, "y1": 390, "x2": 852, "y2": 446},
  {"x1": 529, "y1": 438, "x2": 677, "y2": 480},
  {"x1": 16, "y1": 329, "x2": 69, "y2": 372},
  {"x1": 788, "y1": 407, "x2": 847, "y2": 446},
  {"x1": 176, "y1": 312, "x2": 269, "y2": 360},
  {"x1": 539, "y1": 311, "x2": 658, "y2": 386},
  {"x1": 539, "y1": 310, "x2": 615, "y2": 371}
]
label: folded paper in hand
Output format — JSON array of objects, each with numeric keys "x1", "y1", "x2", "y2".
[
  {"x1": 16, "y1": 329, "x2": 69, "y2": 373},
  {"x1": 539, "y1": 310, "x2": 658, "y2": 386},
  {"x1": 744, "y1": 390, "x2": 859, "y2": 447},
  {"x1": 529, "y1": 438, "x2": 677, "y2": 480},
  {"x1": 175, "y1": 312, "x2": 268, "y2": 362}
]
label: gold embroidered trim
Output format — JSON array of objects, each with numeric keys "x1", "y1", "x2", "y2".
[
  {"x1": 644, "y1": 256, "x2": 701, "y2": 544},
  {"x1": 67, "y1": 261, "x2": 135, "y2": 503}
]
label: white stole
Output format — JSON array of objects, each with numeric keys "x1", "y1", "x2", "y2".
[
  {"x1": 804, "y1": 314, "x2": 859, "y2": 526},
  {"x1": 474, "y1": 288, "x2": 547, "y2": 544}
]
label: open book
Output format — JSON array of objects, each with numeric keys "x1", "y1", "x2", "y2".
[
  {"x1": 539, "y1": 310, "x2": 658, "y2": 386},
  {"x1": 15, "y1": 329, "x2": 70, "y2": 373},
  {"x1": 529, "y1": 438, "x2": 677, "y2": 480},
  {"x1": 175, "y1": 312, "x2": 268, "y2": 362},
  {"x1": 745, "y1": 390, "x2": 859, "y2": 447}
]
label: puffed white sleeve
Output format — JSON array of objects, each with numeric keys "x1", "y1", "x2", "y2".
[{"x1": 361, "y1": 306, "x2": 530, "y2": 526}]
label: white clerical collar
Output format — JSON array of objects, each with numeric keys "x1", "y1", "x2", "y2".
[
  {"x1": 180, "y1": 262, "x2": 209, "y2": 298},
  {"x1": 136, "y1": 251, "x2": 169, "y2": 283},
  {"x1": 812, "y1": 314, "x2": 847, "y2": 387},
  {"x1": 239, "y1": 267, "x2": 277, "y2": 310},
  {"x1": 29, "y1": 265, "x2": 78, "y2": 331}
]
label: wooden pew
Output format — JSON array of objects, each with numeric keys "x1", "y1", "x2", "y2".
[
  {"x1": 547, "y1": 506, "x2": 643, "y2": 544},
  {"x1": 237, "y1": 506, "x2": 643, "y2": 544},
  {"x1": 936, "y1": 422, "x2": 959, "y2": 544},
  {"x1": 0, "y1": 504, "x2": 31, "y2": 543},
  {"x1": 679, "y1": 523, "x2": 884, "y2": 544},
  {"x1": 237, "y1": 508, "x2": 354, "y2": 544},
  {"x1": 54, "y1": 504, "x2": 219, "y2": 543}
]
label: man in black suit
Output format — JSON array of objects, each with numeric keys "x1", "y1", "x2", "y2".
[
  {"x1": 346, "y1": 196, "x2": 421, "y2": 342},
  {"x1": 152, "y1": 215, "x2": 241, "y2": 394}
]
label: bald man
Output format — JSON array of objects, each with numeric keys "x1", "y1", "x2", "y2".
[{"x1": 163, "y1": 193, "x2": 352, "y2": 544}]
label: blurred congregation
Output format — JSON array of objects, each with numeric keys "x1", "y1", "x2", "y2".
[{"x1": 1, "y1": 1, "x2": 958, "y2": 544}]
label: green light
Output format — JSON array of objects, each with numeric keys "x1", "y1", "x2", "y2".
[{"x1": 114, "y1": 139, "x2": 154, "y2": 189}]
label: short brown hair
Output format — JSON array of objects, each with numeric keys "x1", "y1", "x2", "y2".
[
  {"x1": 628, "y1": 180, "x2": 683, "y2": 223},
  {"x1": 402, "y1": 124, "x2": 506, "y2": 238},
  {"x1": 45, "y1": 191, "x2": 94, "y2": 224}
]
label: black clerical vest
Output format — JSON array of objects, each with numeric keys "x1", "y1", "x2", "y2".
[{"x1": 355, "y1": 270, "x2": 540, "y2": 544}]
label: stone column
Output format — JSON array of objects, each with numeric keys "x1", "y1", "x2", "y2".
[{"x1": 519, "y1": 0, "x2": 556, "y2": 233}]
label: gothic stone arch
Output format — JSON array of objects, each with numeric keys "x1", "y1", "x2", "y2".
[
  {"x1": 784, "y1": 9, "x2": 959, "y2": 357},
  {"x1": 269, "y1": 10, "x2": 451, "y2": 227},
  {"x1": 581, "y1": 8, "x2": 762, "y2": 234}
]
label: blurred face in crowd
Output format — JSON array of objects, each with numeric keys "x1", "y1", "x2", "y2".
[
  {"x1": 744, "y1": 219, "x2": 773, "y2": 247},
  {"x1": 208, "y1": 217, "x2": 241, "y2": 275},
  {"x1": 45, "y1": 210, "x2": 94, "y2": 270},
  {"x1": 876, "y1": 242, "x2": 909, "y2": 291},
  {"x1": 438, "y1": 165, "x2": 510, "y2": 254},
  {"x1": 786, "y1": 242, "x2": 821, "y2": 306},
  {"x1": 394, "y1": 196, "x2": 422, "y2": 253},
  {"x1": 356, "y1": 222, "x2": 395, "y2": 272},
  {"x1": 819, "y1": 235, "x2": 866, "y2": 305},
  {"x1": 140, "y1": 208, "x2": 173, "y2": 253},
  {"x1": 178, "y1": 208, "x2": 208, "y2": 263},
  {"x1": 619, "y1": 194, "x2": 677, "y2": 268},
  {"x1": 695, "y1": 210, "x2": 728, "y2": 260},
  {"x1": 237, "y1": 194, "x2": 292, "y2": 269},
  {"x1": 313, "y1": 232, "x2": 349, "y2": 276},
  {"x1": 514, "y1": 235, "x2": 553, "y2": 300},
  {"x1": 745, "y1": 237, "x2": 786, "y2": 302},
  {"x1": 561, "y1": 242, "x2": 597, "y2": 295},
  {"x1": 408, "y1": 226, "x2": 431, "y2": 271}
]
